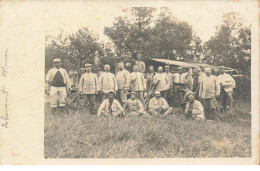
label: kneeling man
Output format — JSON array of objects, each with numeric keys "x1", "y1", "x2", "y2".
[
  {"x1": 185, "y1": 92, "x2": 205, "y2": 120},
  {"x1": 97, "y1": 90, "x2": 124, "y2": 117},
  {"x1": 148, "y1": 91, "x2": 173, "y2": 116},
  {"x1": 123, "y1": 92, "x2": 145, "y2": 116}
]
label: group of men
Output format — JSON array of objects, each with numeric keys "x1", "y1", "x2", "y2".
[{"x1": 46, "y1": 55, "x2": 236, "y2": 121}]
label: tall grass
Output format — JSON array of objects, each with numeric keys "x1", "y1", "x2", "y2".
[{"x1": 44, "y1": 101, "x2": 251, "y2": 158}]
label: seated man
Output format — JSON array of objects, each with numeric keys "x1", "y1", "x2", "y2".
[
  {"x1": 148, "y1": 91, "x2": 173, "y2": 116},
  {"x1": 97, "y1": 90, "x2": 124, "y2": 117},
  {"x1": 185, "y1": 92, "x2": 205, "y2": 120},
  {"x1": 123, "y1": 92, "x2": 145, "y2": 116}
]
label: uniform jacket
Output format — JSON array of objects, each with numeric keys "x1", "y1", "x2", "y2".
[
  {"x1": 217, "y1": 73, "x2": 236, "y2": 92},
  {"x1": 199, "y1": 75, "x2": 220, "y2": 99},
  {"x1": 97, "y1": 99, "x2": 124, "y2": 116},
  {"x1": 148, "y1": 97, "x2": 169, "y2": 110},
  {"x1": 99, "y1": 72, "x2": 118, "y2": 94},
  {"x1": 116, "y1": 69, "x2": 131, "y2": 90},
  {"x1": 79, "y1": 72, "x2": 99, "y2": 94},
  {"x1": 46, "y1": 67, "x2": 71, "y2": 89},
  {"x1": 153, "y1": 73, "x2": 170, "y2": 91},
  {"x1": 123, "y1": 99, "x2": 144, "y2": 113},
  {"x1": 130, "y1": 71, "x2": 146, "y2": 91}
]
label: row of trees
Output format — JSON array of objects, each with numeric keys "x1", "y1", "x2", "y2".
[{"x1": 45, "y1": 8, "x2": 250, "y2": 77}]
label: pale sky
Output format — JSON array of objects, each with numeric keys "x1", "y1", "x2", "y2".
[{"x1": 45, "y1": 0, "x2": 254, "y2": 43}]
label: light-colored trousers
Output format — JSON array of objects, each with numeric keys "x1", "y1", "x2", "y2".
[{"x1": 50, "y1": 86, "x2": 67, "y2": 108}]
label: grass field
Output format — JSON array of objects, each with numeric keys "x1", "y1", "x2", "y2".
[{"x1": 44, "y1": 98, "x2": 251, "y2": 158}]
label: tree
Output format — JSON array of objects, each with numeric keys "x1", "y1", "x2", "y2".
[
  {"x1": 45, "y1": 28, "x2": 103, "y2": 72},
  {"x1": 204, "y1": 12, "x2": 251, "y2": 74},
  {"x1": 104, "y1": 7, "x2": 196, "y2": 60},
  {"x1": 148, "y1": 7, "x2": 193, "y2": 59},
  {"x1": 104, "y1": 7, "x2": 156, "y2": 58}
]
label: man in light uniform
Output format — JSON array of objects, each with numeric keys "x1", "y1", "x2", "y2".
[
  {"x1": 99, "y1": 64, "x2": 118, "y2": 101},
  {"x1": 148, "y1": 91, "x2": 173, "y2": 116},
  {"x1": 184, "y1": 92, "x2": 205, "y2": 120},
  {"x1": 172, "y1": 67, "x2": 188, "y2": 104},
  {"x1": 146, "y1": 65, "x2": 157, "y2": 96},
  {"x1": 198, "y1": 66, "x2": 206, "y2": 84},
  {"x1": 192, "y1": 67, "x2": 200, "y2": 99},
  {"x1": 135, "y1": 53, "x2": 146, "y2": 73},
  {"x1": 123, "y1": 92, "x2": 145, "y2": 116},
  {"x1": 97, "y1": 90, "x2": 124, "y2": 117},
  {"x1": 199, "y1": 67, "x2": 220, "y2": 120},
  {"x1": 116, "y1": 62, "x2": 131, "y2": 105},
  {"x1": 153, "y1": 66, "x2": 170, "y2": 100},
  {"x1": 46, "y1": 58, "x2": 71, "y2": 115},
  {"x1": 130, "y1": 65, "x2": 146, "y2": 107},
  {"x1": 79, "y1": 63, "x2": 99, "y2": 114},
  {"x1": 217, "y1": 66, "x2": 236, "y2": 111},
  {"x1": 164, "y1": 65, "x2": 173, "y2": 101}
]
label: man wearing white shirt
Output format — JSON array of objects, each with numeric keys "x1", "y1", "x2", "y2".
[
  {"x1": 199, "y1": 68, "x2": 220, "y2": 120},
  {"x1": 46, "y1": 58, "x2": 71, "y2": 115},
  {"x1": 148, "y1": 91, "x2": 173, "y2": 116},
  {"x1": 79, "y1": 63, "x2": 99, "y2": 114},
  {"x1": 135, "y1": 54, "x2": 146, "y2": 73},
  {"x1": 154, "y1": 66, "x2": 170, "y2": 100},
  {"x1": 172, "y1": 67, "x2": 188, "y2": 104},
  {"x1": 217, "y1": 66, "x2": 236, "y2": 110},
  {"x1": 130, "y1": 65, "x2": 146, "y2": 107},
  {"x1": 99, "y1": 64, "x2": 118, "y2": 101},
  {"x1": 164, "y1": 65, "x2": 173, "y2": 100},
  {"x1": 97, "y1": 90, "x2": 124, "y2": 117},
  {"x1": 116, "y1": 62, "x2": 131, "y2": 105}
]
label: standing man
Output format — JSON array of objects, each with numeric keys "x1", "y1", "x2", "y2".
[
  {"x1": 116, "y1": 62, "x2": 131, "y2": 105},
  {"x1": 125, "y1": 52, "x2": 135, "y2": 70},
  {"x1": 199, "y1": 68, "x2": 220, "y2": 120},
  {"x1": 146, "y1": 65, "x2": 157, "y2": 96},
  {"x1": 217, "y1": 66, "x2": 236, "y2": 111},
  {"x1": 135, "y1": 53, "x2": 146, "y2": 73},
  {"x1": 97, "y1": 90, "x2": 124, "y2": 117},
  {"x1": 172, "y1": 67, "x2": 188, "y2": 105},
  {"x1": 99, "y1": 64, "x2": 118, "y2": 101},
  {"x1": 198, "y1": 66, "x2": 206, "y2": 84},
  {"x1": 46, "y1": 58, "x2": 71, "y2": 115},
  {"x1": 153, "y1": 66, "x2": 170, "y2": 100},
  {"x1": 79, "y1": 63, "x2": 99, "y2": 114},
  {"x1": 164, "y1": 65, "x2": 173, "y2": 102},
  {"x1": 192, "y1": 67, "x2": 200, "y2": 99},
  {"x1": 130, "y1": 65, "x2": 146, "y2": 107},
  {"x1": 148, "y1": 91, "x2": 173, "y2": 116}
]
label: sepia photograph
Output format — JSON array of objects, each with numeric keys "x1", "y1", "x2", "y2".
[
  {"x1": 0, "y1": 0, "x2": 258, "y2": 165},
  {"x1": 43, "y1": 1, "x2": 252, "y2": 159}
]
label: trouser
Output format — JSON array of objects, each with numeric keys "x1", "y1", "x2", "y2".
[
  {"x1": 83, "y1": 94, "x2": 96, "y2": 114},
  {"x1": 135, "y1": 91, "x2": 145, "y2": 107},
  {"x1": 149, "y1": 107, "x2": 173, "y2": 116},
  {"x1": 117, "y1": 89, "x2": 128, "y2": 105},
  {"x1": 50, "y1": 86, "x2": 67, "y2": 108},
  {"x1": 160, "y1": 90, "x2": 168, "y2": 100},
  {"x1": 202, "y1": 98, "x2": 217, "y2": 120},
  {"x1": 219, "y1": 90, "x2": 234, "y2": 109}
]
